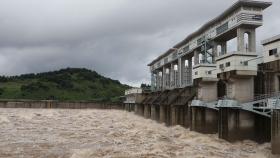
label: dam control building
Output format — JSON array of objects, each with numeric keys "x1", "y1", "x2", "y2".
[{"x1": 124, "y1": 0, "x2": 280, "y2": 155}]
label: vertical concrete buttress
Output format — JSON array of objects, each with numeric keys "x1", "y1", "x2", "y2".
[
  {"x1": 171, "y1": 107, "x2": 177, "y2": 126},
  {"x1": 160, "y1": 105, "x2": 166, "y2": 123},
  {"x1": 219, "y1": 108, "x2": 270, "y2": 143},
  {"x1": 151, "y1": 105, "x2": 156, "y2": 120},
  {"x1": 191, "y1": 107, "x2": 218, "y2": 134},
  {"x1": 272, "y1": 109, "x2": 280, "y2": 155},
  {"x1": 144, "y1": 104, "x2": 151, "y2": 118}
]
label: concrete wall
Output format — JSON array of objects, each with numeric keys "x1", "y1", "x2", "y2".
[
  {"x1": 263, "y1": 40, "x2": 280, "y2": 63},
  {"x1": 136, "y1": 104, "x2": 144, "y2": 116},
  {"x1": 191, "y1": 107, "x2": 218, "y2": 134},
  {"x1": 272, "y1": 109, "x2": 280, "y2": 155},
  {"x1": 144, "y1": 104, "x2": 151, "y2": 118},
  {"x1": 227, "y1": 77, "x2": 254, "y2": 102},
  {"x1": 218, "y1": 108, "x2": 270, "y2": 143},
  {"x1": 197, "y1": 82, "x2": 217, "y2": 102},
  {"x1": 0, "y1": 100, "x2": 123, "y2": 109},
  {"x1": 159, "y1": 105, "x2": 166, "y2": 123}
]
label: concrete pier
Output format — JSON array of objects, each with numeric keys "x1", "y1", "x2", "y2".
[
  {"x1": 225, "y1": 77, "x2": 255, "y2": 103},
  {"x1": 218, "y1": 108, "x2": 270, "y2": 143},
  {"x1": 183, "y1": 104, "x2": 192, "y2": 128},
  {"x1": 154, "y1": 105, "x2": 160, "y2": 122},
  {"x1": 144, "y1": 104, "x2": 151, "y2": 118},
  {"x1": 170, "y1": 105, "x2": 186, "y2": 126},
  {"x1": 135, "y1": 104, "x2": 144, "y2": 116},
  {"x1": 164, "y1": 105, "x2": 172, "y2": 126},
  {"x1": 191, "y1": 107, "x2": 218, "y2": 134},
  {"x1": 159, "y1": 105, "x2": 166, "y2": 123},
  {"x1": 150, "y1": 104, "x2": 160, "y2": 121},
  {"x1": 272, "y1": 109, "x2": 280, "y2": 155},
  {"x1": 151, "y1": 105, "x2": 156, "y2": 120}
]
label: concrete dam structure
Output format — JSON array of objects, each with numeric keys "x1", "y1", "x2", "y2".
[{"x1": 124, "y1": 0, "x2": 280, "y2": 155}]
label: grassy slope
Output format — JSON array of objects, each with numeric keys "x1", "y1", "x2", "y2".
[{"x1": 0, "y1": 68, "x2": 130, "y2": 102}]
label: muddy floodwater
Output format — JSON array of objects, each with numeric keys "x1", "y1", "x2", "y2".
[{"x1": 0, "y1": 108, "x2": 278, "y2": 158}]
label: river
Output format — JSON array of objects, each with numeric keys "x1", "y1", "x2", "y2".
[{"x1": 0, "y1": 108, "x2": 278, "y2": 158}]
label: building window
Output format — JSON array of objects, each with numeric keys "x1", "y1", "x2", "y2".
[
  {"x1": 269, "y1": 48, "x2": 278, "y2": 56},
  {"x1": 207, "y1": 71, "x2": 212, "y2": 75},
  {"x1": 183, "y1": 45, "x2": 189, "y2": 53},
  {"x1": 197, "y1": 37, "x2": 204, "y2": 45},
  {"x1": 219, "y1": 64, "x2": 224, "y2": 69},
  {"x1": 216, "y1": 22, "x2": 228, "y2": 35},
  {"x1": 252, "y1": 14, "x2": 262, "y2": 21},
  {"x1": 157, "y1": 62, "x2": 161, "y2": 67},
  {"x1": 195, "y1": 72, "x2": 198, "y2": 75},
  {"x1": 226, "y1": 62, "x2": 231, "y2": 67}
]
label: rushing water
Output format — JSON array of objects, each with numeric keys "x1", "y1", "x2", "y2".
[{"x1": 0, "y1": 108, "x2": 278, "y2": 158}]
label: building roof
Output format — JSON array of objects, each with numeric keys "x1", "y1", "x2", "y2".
[
  {"x1": 261, "y1": 34, "x2": 280, "y2": 45},
  {"x1": 148, "y1": 0, "x2": 272, "y2": 67}
]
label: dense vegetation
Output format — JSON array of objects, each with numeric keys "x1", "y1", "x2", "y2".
[{"x1": 0, "y1": 68, "x2": 130, "y2": 102}]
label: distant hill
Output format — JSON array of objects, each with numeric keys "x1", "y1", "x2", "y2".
[{"x1": 0, "y1": 68, "x2": 130, "y2": 102}]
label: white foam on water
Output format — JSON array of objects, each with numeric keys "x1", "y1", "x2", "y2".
[
  {"x1": 0, "y1": 115, "x2": 10, "y2": 123},
  {"x1": 0, "y1": 108, "x2": 278, "y2": 158}
]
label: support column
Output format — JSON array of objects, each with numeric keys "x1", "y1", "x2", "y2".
[
  {"x1": 237, "y1": 28, "x2": 245, "y2": 52},
  {"x1": 194, "y1": 50, "x2": 199, "y2": 65},
  {"x1": 134, "y1": 103, "x2": 138, "y2": 114},
  {"x1": 218, "y1": 108, "x2": 270, "y2": 143},
  {"x1": 165, "y1": 66, "x2": 170, "y2": 89},
  {"x1": 237, "y1": 27, "x2": 256, "y2": 52},
  {"x1": 125, "y1": 104, "x2": 128, "y2": 111},
  {"x1": 155, "y1": 105, "x2": 160, "y2": 122},
  {"x1": 138, "y1": 104, "x2": 144, "y2": 116},
  {"x1": 191, "y1": 107, "x2": 205, "y2": 132},
  {"x1": 272, "y1": 109, "x2": 280, "y2": 155},
  {"x1": 181, "y1": 58, "x2": 186, "y2": 86},
  {"x1": 249, "y1": 29, "x2": 256, "y2": 52},
  {"x1": 171, "y1": 106, "x2": 177, "y2": 126},
  {"x1": 131, "y1": 104, "x2": 135, "y2": 112},
  {"x1": 178, "y1": 58, "x2": 182, "y2": 88},
  {"x1": 187, "y1": 58, "x2": 192, "y2": 85},
  {"x1": 151, "y1": 105, "x2": 156, "y2": 120},
  {"x1": 197, "y1": 81, "x2": 218, "y2": 102},
  {"x1": 159, "y1": 105, "x2": 166, "y2": 123},
  {"x1": 183, "y1": 102, "x2": 192, "y2": 128},
  {"x1": 151, "y1": 72, "x2": 155, "y2": 91},
  {"x1": 191, "y1": 107, "x2": 218, "y2": 134},
  {"x1": 158, "y1": 71, "x2": 162, "y2": 91},
  {"x1": 212, "y1": 42, "x2": 218, "y2": 61},
  {"x1": 144, "y1": 104, "x2": 151, "y2": 118},
  {"x1": 170, "y1": 63, "x2": 174, "y2": 88},
  {"x1": 221, "y1": 42, "x2": 227, "y2": 55},
  {"x1": 162, "y1": 66, "x2": 166, "y2": 89},
  {"x1": 227, "y1": 77, "x2": 254, "y2": 103}
]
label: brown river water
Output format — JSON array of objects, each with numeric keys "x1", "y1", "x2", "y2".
[{"x1": 0, "y1": 108, "x2": 279, "y2": 158}]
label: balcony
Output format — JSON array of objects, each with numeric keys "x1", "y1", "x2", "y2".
[
  {"x1": 192, "y1": 63, "x2": 217, "y2": 80},
  {"x1": 215, "y1": 51, "x2": 258, "y2": 75}
]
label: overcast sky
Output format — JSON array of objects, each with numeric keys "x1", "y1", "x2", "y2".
[{"x1": 0, "y1": 0, "x2": 279, "y2": 86}]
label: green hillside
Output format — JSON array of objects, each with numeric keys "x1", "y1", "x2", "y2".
[{"x1": 0, "y1": 68, "x2": 130, "y2": 102}]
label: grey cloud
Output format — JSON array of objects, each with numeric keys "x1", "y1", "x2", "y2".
[{"x1": 0, "y1": 0, "x2": 279, "y2": 86}]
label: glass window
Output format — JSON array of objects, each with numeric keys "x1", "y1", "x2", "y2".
[{"x1": 269, "y1": 48, "x2": 277, "y2": 56}]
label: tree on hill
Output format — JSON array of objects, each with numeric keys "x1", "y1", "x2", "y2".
[{"x1": 0, "y1": 68, "x2": 130, "y2": 102}]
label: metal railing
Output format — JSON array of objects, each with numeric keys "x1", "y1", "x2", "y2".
[{"x1": 253, "y1": 91, "x2": 280, "y2": 101}]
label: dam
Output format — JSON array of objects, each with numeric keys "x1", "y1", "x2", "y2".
[{"x1": 124, "y1": 0, "x2": 280, "y2": 155}]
